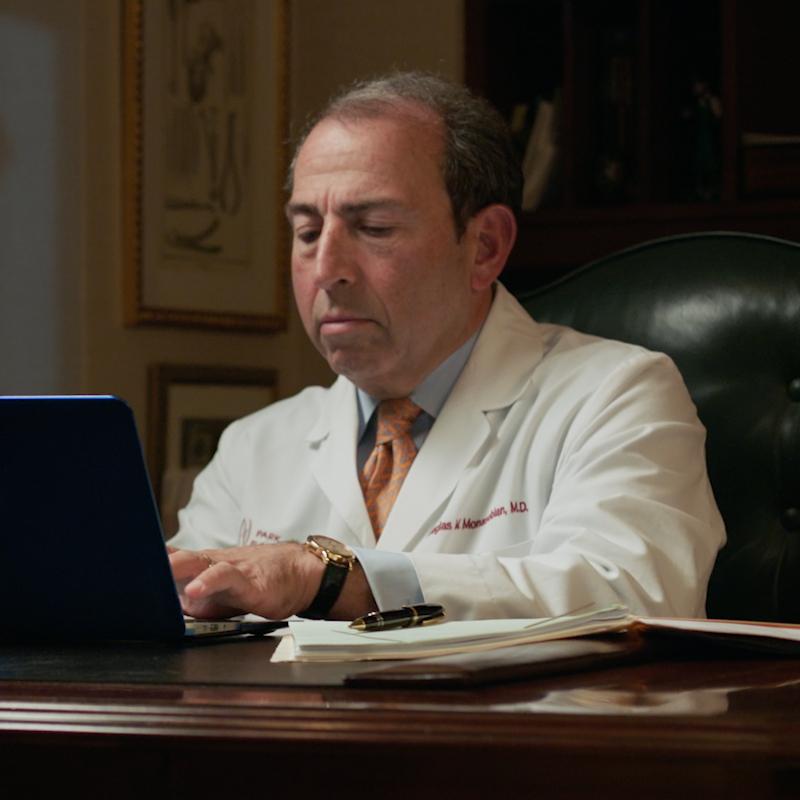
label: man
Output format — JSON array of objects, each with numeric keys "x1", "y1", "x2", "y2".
[{"x1": 169, "y1": 72, "x2": 725, "y2": 622}]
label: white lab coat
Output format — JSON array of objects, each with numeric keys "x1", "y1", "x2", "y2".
[{"x1": 173, "y1": 284, "x2": 725, "y2": 619}]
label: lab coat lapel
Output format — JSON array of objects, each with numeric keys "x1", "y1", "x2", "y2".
[
  {"x1": 379, "y1": 285, "x2": 546, "y2": 551},
  {"x1": 306, "y1": 377, "x2": 375, "y2": 547}
]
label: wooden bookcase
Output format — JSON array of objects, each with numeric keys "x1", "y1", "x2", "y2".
[{"x1": 465, "y1": 0, "x2": 800, "y2": 290}]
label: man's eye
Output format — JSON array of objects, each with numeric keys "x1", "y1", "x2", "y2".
[
  {"x1": 296, "y1": 229, "x2": 320, "y2": 244},
  {"x1": 361, "y1": 226, "x2": 392, "y2": 237}
]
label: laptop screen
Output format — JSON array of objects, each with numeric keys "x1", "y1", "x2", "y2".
[{"x1": 0, "y1": 396, "x2": 186, "y2": 640}]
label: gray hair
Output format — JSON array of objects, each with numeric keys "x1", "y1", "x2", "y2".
[{"x1": 287, "y1": 71, "x2": 522, "y2": 237}]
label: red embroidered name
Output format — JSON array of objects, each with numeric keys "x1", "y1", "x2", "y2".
[
  {"x1": 239, "y1": 517, "x2": 281, "y2": 545},
  {"x1": 429, "y1": 500, "x2": 529, "y2": 535}
]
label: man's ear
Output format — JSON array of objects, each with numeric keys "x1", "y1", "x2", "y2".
[{"x1": 468, "y1": 204, "x2": 517, "y2": 292}]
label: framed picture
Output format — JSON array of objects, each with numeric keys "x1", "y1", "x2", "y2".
[
  {"x1": 122, "y1": 0, "x2": 289, "y2": 332},
  {"x1": 147, "y1": 363, "x2": 277, "y2": 536}
]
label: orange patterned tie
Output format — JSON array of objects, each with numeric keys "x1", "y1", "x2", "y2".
[{"x1": 360, "y1": 398, "x2": 423, "y2": 538}]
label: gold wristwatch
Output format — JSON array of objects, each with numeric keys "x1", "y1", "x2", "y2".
[{"x1": 300, "y1": 535, "x2": 356, "y2": 619}]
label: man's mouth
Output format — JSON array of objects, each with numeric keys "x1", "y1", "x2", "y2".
[{"x1": 319, "y1": 315, "x2": 372, "y2": 335}]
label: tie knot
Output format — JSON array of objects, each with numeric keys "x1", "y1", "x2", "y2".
[{"x1": 375, "y1": 398, "x2": 422, "y2": 446}]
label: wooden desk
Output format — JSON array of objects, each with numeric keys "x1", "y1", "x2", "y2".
[{"x1": 2, "y1": 636, "x2": 800, "y2": 799}]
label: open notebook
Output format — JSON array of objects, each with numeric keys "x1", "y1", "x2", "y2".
[{"x1": 0, "y1": 395, "x2": 284, "y2": 641}]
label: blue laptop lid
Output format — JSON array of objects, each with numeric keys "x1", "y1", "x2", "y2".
[{"x1": 0, "y1": 396, "x2": 186, "y2": 640}]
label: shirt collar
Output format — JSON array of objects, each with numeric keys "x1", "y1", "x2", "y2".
[{"x1": 356, "y1": 329, "x2": 481, "y2": 437}]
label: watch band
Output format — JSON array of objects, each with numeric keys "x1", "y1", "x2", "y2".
[
  {"x1": 299, "y1": 536, "x2": 356, "y2": 620},
  {"x1": 300, "y1": 559, "x2": 350, "y2": 619}
]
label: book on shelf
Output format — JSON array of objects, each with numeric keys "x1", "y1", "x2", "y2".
[{"x1": 520, "y1": 94, "x2": 560, "y2": 212}]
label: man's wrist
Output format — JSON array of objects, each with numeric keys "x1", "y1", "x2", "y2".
[
  {"x1": 299, "y1": 536, "x2": 357, "y2": 619},
  {"x1": 296, "y1": 536, "x2": 378, "y2": 620}
]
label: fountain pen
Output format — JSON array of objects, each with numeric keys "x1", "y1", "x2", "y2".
[{"x1": 349, "y1": 604, "x2": 445, "y2": 632}]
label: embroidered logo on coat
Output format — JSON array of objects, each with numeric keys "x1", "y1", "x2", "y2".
[{"x1": 239, "y1": 517, "x2": 281, "y2": 545}]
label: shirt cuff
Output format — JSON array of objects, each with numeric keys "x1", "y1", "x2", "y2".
[{"x1": 352, "y1": 547, "x2": 424, "y2": 610}]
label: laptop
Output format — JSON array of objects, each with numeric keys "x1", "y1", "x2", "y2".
[{"x1": 0, "y1": 395, "x2": 285, "y2": 641}]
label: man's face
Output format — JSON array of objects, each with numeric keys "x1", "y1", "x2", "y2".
[{"x1": 287, "y1": 112, "x2": 489, "y2": 399}]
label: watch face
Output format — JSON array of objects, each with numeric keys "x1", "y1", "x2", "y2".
[{"x1": 308, "y1": 535, "x2": 354, "y2": 560}]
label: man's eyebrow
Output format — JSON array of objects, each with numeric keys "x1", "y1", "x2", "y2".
[
  {"x1": 285, "y1": 202, "x2": 318, "y2": 220},
  {"x1": 339, "y1": 199, "x2": 405, "y2": 215},
  {"x1": 284, "y1": 199, "x2": 405, "y2": 220}
]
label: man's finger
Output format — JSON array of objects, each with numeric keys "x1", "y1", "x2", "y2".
[
  {"x1": 184, "y1": 560, "x2": 248, "y2": 608},
  {"x1": 179, "y1": 593, "x2": 241, "y2": 620},
  {"x1": 169, "y1": 549, "x2": 219, "y2": 582},
  {"x1": 180, "y1": 560, "x2": 248, "y2": 618}
]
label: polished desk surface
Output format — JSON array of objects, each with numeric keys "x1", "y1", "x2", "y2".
[{"x1": 2, "y1": 635, "x2": 800, "y2": 798}]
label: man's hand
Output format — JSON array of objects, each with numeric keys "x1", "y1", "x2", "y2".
[{"x1": 169, "y1": 543, "x2": 377, "y2": 621}]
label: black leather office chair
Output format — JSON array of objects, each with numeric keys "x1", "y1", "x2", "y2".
[{"x1": 516, "y1": 232, "x2": 800, "y2": 622}]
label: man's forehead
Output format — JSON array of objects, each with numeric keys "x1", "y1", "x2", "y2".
[
  {"x1": 287, "y1": 111, "x2": 447, "y2": 216},
  {"x1": 293, "y1": 110, "x2": 444, "y2": 181}
]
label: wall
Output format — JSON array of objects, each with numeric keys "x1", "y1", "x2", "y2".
[
  {"x1": 0, "y1": 0, "x2": 462, "y2": 435},
  {"x1": 290, "y1": 0, "x2": 463, "y2": 129},
  {"x1": 0, "y1": 1, "x2": 84, "y2": 393}
]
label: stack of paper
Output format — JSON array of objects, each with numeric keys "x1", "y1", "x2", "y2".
[
  {"x1": 278, "y1": 606, "x2": 632, "y2": 662},
  {"x1": 273, "y1": 605, "x2": 800, "y2": 664}
]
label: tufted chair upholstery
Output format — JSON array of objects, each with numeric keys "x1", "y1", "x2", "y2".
[{"x1": 516, "y1": 232, "x2": 800, "y2": 622}]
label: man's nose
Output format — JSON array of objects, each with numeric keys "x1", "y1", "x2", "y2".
[{"x1": 313, "y1": 224, "x2": 357, "y2": 290}]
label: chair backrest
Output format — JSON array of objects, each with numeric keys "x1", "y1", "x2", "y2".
[{"x1": 517, "y1": 232, "x2": 800, "y2": 622}]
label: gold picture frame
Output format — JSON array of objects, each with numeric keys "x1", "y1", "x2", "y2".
[
  {"x1": 147, "y1": 363, "x2": 277, "y2": 536},
  {"x1": 122, "y1": 0, "x2": 289, "y2": 332}
]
